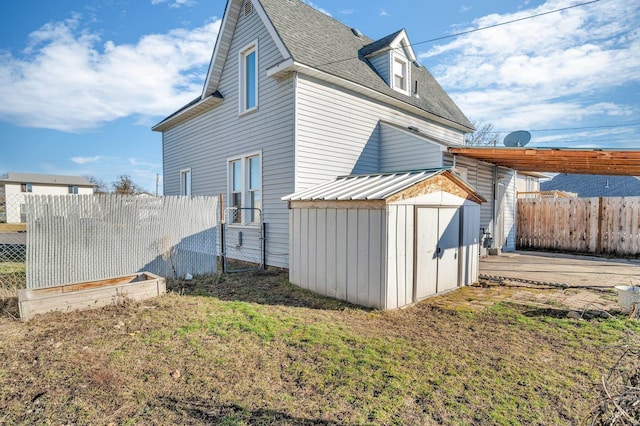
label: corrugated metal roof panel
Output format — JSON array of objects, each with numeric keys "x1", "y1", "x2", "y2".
[{"x1": 283, "y1": 168, "x2": 449, "y2": 201}]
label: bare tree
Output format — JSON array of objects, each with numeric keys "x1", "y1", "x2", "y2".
[
  {"x1": 85, "y1": 175, "x2": 108, "y2": 193},
  {"x1": 465, "y1": 121, "x2": 498, "y2": 146},
  {"x1": 112, "y1": 175, "x2": 141, "y2": 195}
]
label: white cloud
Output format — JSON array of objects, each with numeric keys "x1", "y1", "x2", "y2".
[
  {"x1": 301, "y1": 0, "x2": 331, "y2": 16},
  {"x1": 151, "y1": 0, "x2": 197, "y2": 8},
  {"x1": 460, "y1": 5, "x2": 472, "y2": 13},
  {"x1": 71, "y1": 156, "x2": 101, "y2": 164},
  {"x1": 339, "y1": 9, "x2": 354, "y2": 15},
  {"x1": 420, "y1": 0, "x2": 640, "y2": 140},
  {"x1": 0, "y1": 15, "x2": 220, "y2": 132},
  {"x1": 379, "y1": 8, "x2": 389, "y2": 17}
]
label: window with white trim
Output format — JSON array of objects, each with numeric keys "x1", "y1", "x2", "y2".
[
  {"x1": 392, "y1": 55, "x2": 410, "y2": 95},
  {"x1": 228, "y1": 152, "x2": 261, "y2": 225},
  {"x1": 180, "y1": 168, "x2": 191, "y2": 196},
  {"x1": 239, "y1": 41, "x2": 258, "y2": 113},
  {"x1": 21, "y1": 183, "x2": 32, "y2": 193},
  {"x1": 68, "y1": 185, "x2": 78, "y2": 194}
]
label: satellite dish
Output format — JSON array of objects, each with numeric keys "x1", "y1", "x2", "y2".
[{"x1": 503, "y1": 130, "x2": 531, "y2": 147}]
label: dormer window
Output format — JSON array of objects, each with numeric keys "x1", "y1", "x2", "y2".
[{"x1": 392, "y1": 54, "x2": 410, "y2": 95}]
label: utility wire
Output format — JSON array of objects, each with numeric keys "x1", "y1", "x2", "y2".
[
  {"x1": 413, "y1": 0, "x2": 602, "y2": 46},
  {"x1": 316, "y1": 0, "x2": 603, "y2": 68}
]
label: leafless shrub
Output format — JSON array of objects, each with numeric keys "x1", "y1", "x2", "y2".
[{"x1": 585, "y1": 325, "x2": 640, "y2": 425}]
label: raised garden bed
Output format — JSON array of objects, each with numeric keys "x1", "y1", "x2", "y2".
[{"x1": 18, "y1": 272, "x2": 165, "y2": 321}]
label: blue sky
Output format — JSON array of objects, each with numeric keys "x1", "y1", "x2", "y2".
[{"x1": 1, "y1": 0, "x2": 638, "y2": 193}]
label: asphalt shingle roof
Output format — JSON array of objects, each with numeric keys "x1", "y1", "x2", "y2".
[
  {"x1": 541, "y1": 174, "x2": 640, "y2": 197},
  {"x1": 259, "y1": 0, "x2": 473, "y2": 130}
]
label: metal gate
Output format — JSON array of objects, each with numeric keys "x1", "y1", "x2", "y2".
[{"x1": 221, "y1": 207, "x2": 265, "y2": 272}]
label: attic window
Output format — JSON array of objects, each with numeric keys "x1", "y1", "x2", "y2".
[
  {"x1": 393, "y1": 57, "x2": 407, "y2": 92},
  {"x1": 244, "y1": 1, "x2": 253, "y2": 16},
  {"x1": 391, "y1": 54, "x2": 411, "y2": 95}
]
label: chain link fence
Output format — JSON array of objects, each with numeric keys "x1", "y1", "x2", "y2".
[
  {"x1": 221, "y1": 207, "x2": 265, "y2": 272},
  {"x1": 0, "y1": 191, "x2": 27, "y2": 293}
]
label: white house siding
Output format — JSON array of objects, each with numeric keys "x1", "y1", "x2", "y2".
[
  {"x1": 162, "y1": 6, "x2": 294, "y2": 268},
  {"x1": 289, "y1": 207, "x2": 386, "y2": 308},
  {"x1": 3, "y1": 183, "x2": 93, "y2": 223},
  {"x1": 295, "y1": 75, "x2": 465, "y2": 190},
  {"x1": 498, "y1": 167, "x2": 516, "y2": 251},
  {"x1": 369, "y1": 53, "x2": 390, "y2": 85},
  {"x1": 385, "y1": 204, "x2": 414, "y2": 310},
  {"x1": 444, "y1": 154, "x2": 495, "y2": 249},
  {"x1": 379, "y1": 123, "x2": 443, "y2": 173}
]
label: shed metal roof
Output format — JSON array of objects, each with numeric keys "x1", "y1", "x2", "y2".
[{"x1": 283, "y1": 168, "x2": 483, "y2": 202}]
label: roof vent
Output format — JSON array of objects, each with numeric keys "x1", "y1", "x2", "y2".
[
  {"x1": 351, "y1": 28, "x2": 363, "y2": 38},
  {"x1": 408, "y1": 126, "x2": 420, "y2": 132},
  {"x1": 244, "y1": 1, "x2": 254, "y2": 16}
]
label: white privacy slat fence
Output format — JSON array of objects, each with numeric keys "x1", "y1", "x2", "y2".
[{"x1": 26, "y1": 195, "x2": 219, "y2": 289}]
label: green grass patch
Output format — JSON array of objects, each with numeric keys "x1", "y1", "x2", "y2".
[{"x1": 0, "y1": 270, "x2": 634, "y2": 425}]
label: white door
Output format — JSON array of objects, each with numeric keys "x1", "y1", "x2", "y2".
[
  {"x1": 415, "y1": 207, "x2": 460, "y2": 300},
  {"x1": 416, "y1": 208, "x2": 438, "y2": 299}
]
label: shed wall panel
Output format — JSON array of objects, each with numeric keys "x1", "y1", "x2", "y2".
[
  {"x1": 288, "y1": 206, "x2": 386, "y2": 308},
  {"x1": 385, "y1": 204, "x2": 415, "y2": 309}
]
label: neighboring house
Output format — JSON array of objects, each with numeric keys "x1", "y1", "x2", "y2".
[
  {"x1": 541, "y1": 174, "x2": 640, "y2": 197},
  {"x1": 153, "y1": 0, "x2": 518, "y2": 268},
  {"x1": 0, "y1": 172, "x2": 95, "y2": 223},
  {"x1": 515, "y1": 171, "x2": 548, "y2": 198}
]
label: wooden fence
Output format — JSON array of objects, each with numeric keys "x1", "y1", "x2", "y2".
[{"x1": 517, "y1": 197, "x2": 640, "y2": 256}]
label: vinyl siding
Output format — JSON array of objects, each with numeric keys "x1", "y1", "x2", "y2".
[
  {"x1": 296, "y1": 74, "x2": 465, "y2": 190},
  {"x1": 369, "y1": 53, "x2": 390, "y2": 85},
  {"x1": 498, "y1": 167, "x2": 516, "y2": 251},
  {"x1": 380, "y1": 123, "x2": 443, "y2": 172},
  {"x1": 162, "y1": 5, "x2": 294, "y2": 268},
  {"x1": 444, "y1": 154, "x2": 495, "y2": 252}
]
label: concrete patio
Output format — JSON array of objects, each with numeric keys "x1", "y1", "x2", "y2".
[{"x1": 479, "y1": 250, "x2": 640, "y2": 288}]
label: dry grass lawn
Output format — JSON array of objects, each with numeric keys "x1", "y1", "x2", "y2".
[{"x1": 0, "y1": 268, "x2": 637, "y2": 425}]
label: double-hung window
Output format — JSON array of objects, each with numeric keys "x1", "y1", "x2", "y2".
[
  {"x1": 228, "y1": 152, "x2": 261, "y2": 225},
  {"x1": 68, "y1": 185, "x2": 78, "y2": 194},
  {"x1": 21, "y1": 183, "x2": 32, "y2": 193},
  {"x1": 239, "y1": 41, "x2": 258, "y2": 113},
  {"x1": 180, "y1": 168, "x2": 191, "y2": 196},
  {"x1": 392, "y1": 54, "x2": 410, "y2": 95}
]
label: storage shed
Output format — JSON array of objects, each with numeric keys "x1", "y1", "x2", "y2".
[{"x1": 282, "y1": 168, "x2": 486, "y2": 310}]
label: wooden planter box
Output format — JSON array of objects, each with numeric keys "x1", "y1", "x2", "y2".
[{"x1": 18, "y1": 272, "x2": 166, "y2": 321}]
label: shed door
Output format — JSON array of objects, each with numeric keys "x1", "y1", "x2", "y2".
[
  {"x1": 437, "y1": 208, "x2": 460, "y2": 293},
  {"x1": 415, "y1": 207, "x2": 460, "y2": 300}
]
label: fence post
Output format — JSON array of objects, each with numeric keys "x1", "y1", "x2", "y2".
[
  {"x1": 261, "y1": 222, "x2": 267, "y2": 271},
  {"x1": 596, "y1": 196, "x2": 604, "y2": 255},
  {"x1": 220, "y1": 222, "x2": 226, "y2": 273}
]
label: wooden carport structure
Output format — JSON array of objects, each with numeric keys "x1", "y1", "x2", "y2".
[{"x1": 448, "y1": 147, "x2": 640, "y2": 176}]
